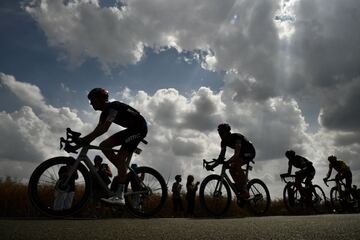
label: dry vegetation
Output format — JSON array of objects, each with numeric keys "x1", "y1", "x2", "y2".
[{"x1": 0, "y1": 177, "x2": 317, "y2": 218}]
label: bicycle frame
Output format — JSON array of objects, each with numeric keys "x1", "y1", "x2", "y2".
[
  {"x1": 325, "y1": 178, "x2": 348, "y2": 197},
  {"x1": 281, "y1": 175, "x2": 311, "y2": 198},
  {"x1": 62, "y1": 144, "x2": 144, "y2": 198},
  {"x1": 213, "y1": 161, "x2": 254, "y2": 197}
]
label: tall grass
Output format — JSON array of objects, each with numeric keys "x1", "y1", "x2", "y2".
[{"x1": 0, "y1": 177, "x2": 323, "y2": 218}]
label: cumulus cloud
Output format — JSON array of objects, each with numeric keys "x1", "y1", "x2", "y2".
[
  {"x1": 114, "y1": 83, "x2": 344, "y2": 198},
  {"x1": 0, "y1": 73, "x2": 90, "y2": 178},
  {"x1": 23, "y1": 0, "x2": 360, "y2": 136}
]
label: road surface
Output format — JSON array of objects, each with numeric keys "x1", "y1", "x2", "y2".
[{"x1": 1, "y1": 214, "x2": 359, "y2": 240}]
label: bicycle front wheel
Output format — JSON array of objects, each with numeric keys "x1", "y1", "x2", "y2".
[
  {"x1": 247, "y1": 179, "x2": 270, "y2": 215},
  {"x1": 283, "y1": 182, "x2": 304, "y2": 214},
  {"x1": 124, "y1": 166, "x2": 167, "y2": 218},
  {"x1": 199, "y1": 174, "x2": 232, "y2": 217},
  {"x1": 311, "y1": 185, "x2": 327, "y2": 213},
  {"x1": 330, "y1": 187, "x2": 345, "y2": 213},
  {"x1": 28, "y1": 157, "x2": 92, "y2": 217}
]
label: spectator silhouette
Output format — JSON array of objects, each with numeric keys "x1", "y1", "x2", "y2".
[
  {"x1": 53, "y1": 165, "x2": 78, "y2": 210},
  {"x1": 172, "y1": 175, "x2": 184, "y2": 216},
  {"x1": 92, "y1": 155, "x2": 112, "y2": 211},
  {"x1": 186, "y1": 175, "x2": 200, "y2": 217}
]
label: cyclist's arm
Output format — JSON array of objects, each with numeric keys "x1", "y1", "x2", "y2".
[
  {"x1": 81, "y1": 120, "x2": 112, "y2": 143},
  {"x1": 81, "y1": 109, "x2": 117, "y2": 143},
  {"x1": 218, "y1": 141, "x2": 227, "y2": 160},
  {"x1": 325, "y1": 165, "x2": 333, "y2": 179},
  {"x1": 287, "y1": 161, "x2": 292, "y2": 175}
]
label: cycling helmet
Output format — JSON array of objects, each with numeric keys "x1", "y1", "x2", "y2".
[
  {"x1": 217, "y1": 123, "x2": 231, "y2": 133},
  {"x1": 285, "y1": 150, "x2": 295, "y2": 158},
  {"x1": 328, "y1": 155, "x2": 337, "y2": 162},
  {"x1": 88, "y1": 88, "x2": 109, "y2": 101}
]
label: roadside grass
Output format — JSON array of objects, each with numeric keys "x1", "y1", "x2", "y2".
[{"x1": 0, "y1": 177, "x2": 327, "y2": 218}]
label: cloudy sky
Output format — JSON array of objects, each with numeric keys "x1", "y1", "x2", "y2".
[{"x1": 1, "y1": 0, "x2": 359, "y2": 198}]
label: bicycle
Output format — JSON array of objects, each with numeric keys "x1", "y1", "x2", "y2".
[
  {"x1": 324, "y1": 178, "x2": 360, "y2": 213},
  {"x1": 199, "y1": 158, "x2": 270, "y2": 217},
  {"x1": 28, "y1": 128, "x2": 168, "y2": 218},
  {"x1": 280, "y1": 174, "x2": 327, "y2": 214}
]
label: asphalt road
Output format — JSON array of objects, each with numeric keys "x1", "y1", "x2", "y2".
[{"x1": 1, "y1": 214, "x2": 359, "y2": 240}]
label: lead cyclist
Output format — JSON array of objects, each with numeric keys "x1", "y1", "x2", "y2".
[{"x1": 79, "y1": 88, "x2": 148, "y2": 205}]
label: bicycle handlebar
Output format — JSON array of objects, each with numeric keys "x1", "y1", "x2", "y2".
[
  {"x1": 203, "y1": 158, "x2": 255, "y2": 172},
  {"x1": 280, "y1": 174, "x2": 296, "y2": 183},
  {"x1": 60, "y1": 128, "x2": 148, "y2": 154},
  {"x1": 323, "y1": 178, "x2": 338, "y2": 187},
  {"x1": 203, "y1": 159, "x2": 220, "y2": 171},
  {"x1": 60, "y1": 128, "x2": 82, "y2": 154}
]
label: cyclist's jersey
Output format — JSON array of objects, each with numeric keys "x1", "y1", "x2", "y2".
[
  {"x1": 99, "y1": 101, "x2": 146, "y2": 128},
  {"x1": 221, "y1": 133, "x2": 255, "y2": 158},
  {"x1": 330, "y1": 160, "x2": 349, "y2": 173},
  {"x1": 289, "y1": 155, "x2": 312, "y2": 170}
]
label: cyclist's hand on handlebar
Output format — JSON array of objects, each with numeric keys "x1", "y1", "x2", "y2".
[
  {"x1": 75, "y1": 137, "x2": 86, "y2": 146},
  {"x1": 205, "y1": 164, "x2": 214, "y2": 171}
]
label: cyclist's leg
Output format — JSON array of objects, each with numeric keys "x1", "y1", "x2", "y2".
[
  {"x1": 343, "y1": 170, "x2": 353, "y2": 201},
  {"x1": 295, "y1": 169, "x2": 307, "y2": 197},
  {"x1": 99, "y1": 130, "x2": 131, "y2": 203},
  {"x1": 229, "y1": 158, "x2": 247, "y2": 197},
  {"x1": 304, "y1": 166, "x2": 315, "y2": 188},
  {"x1": 345, "y1": 170, "x2": 352, "y2": 191},
  {"x1": 99, "y1": 130, "x2": 130, "y2": 182},
  {"x1": 304, "y1": 166, "x2": 316, "y2": 203},
  {"x1": 335, "y1": 173, "x2": 342, "y2": 189}
]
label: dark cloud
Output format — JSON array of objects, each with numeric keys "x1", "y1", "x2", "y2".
[
  {"x1": 171, "y1": 137, "x2": 203, "y2": 157},
  {"x1": 319, "y1": 78, "x2": 360, "y2": 132}
]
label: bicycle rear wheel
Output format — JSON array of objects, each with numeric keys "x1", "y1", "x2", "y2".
[
  {"x1": 124, "y1": 166, "x2": 167, "y2": 218},
  {"x1": 311, "y1": 185, "x2": 327, "y2": 213},
  {"x1": 28, "y1": 157, "x2": 92, "y2": 217},
  {"x1": 199, "y1": 174, "x2": 232, "y2": 217},
  {"x1": 247, "y1": 179, "x2": 270, "y2": 215}
]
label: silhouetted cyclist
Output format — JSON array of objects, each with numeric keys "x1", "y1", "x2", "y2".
[
  {"x1": 216, "y1": 123, "x2": 256, "y2": 199},
  {"x1": 79, "y1": 88, "x2": 147, "y2": 205},
  {"x1": 324, "y1": 155, "x2": 352, "y2": 192},
  {"x1": 281, "y1": 150, "x2": 315, "y2": 195}
]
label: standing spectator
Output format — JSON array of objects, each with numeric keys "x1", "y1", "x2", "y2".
[
  {"x1": 92, "y1": 155, "x2": 113, "y2": 206},
  {"x1": 94, "y1": 155, "x2": 112, "y2": 187},
  {"x1": 186, "y1": 175, "x2": 200, "y2": 217},
  {"x1": 91, "y1": 155, "x2": 112, "y2": 219},
  {"x1": 53, "y1": 165, "x2": 78, "y2": 210},
  {"x1": 172, "y1": 175, "x2": 184, "y2": 216}
]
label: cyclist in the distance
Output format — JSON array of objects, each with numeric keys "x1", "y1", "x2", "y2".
[
  {"x1": 79, "y1": 88, "x2": 147, "y2": 205},
  {"x1": 281, "y1": 150, "x2": 315, "y2": 192},
  {"x1": 324, "y1": 155, "x2": 352, "y2": 192},
  {"x1": 216, "y1": 123, "x2": 256, "y2": 199}
]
